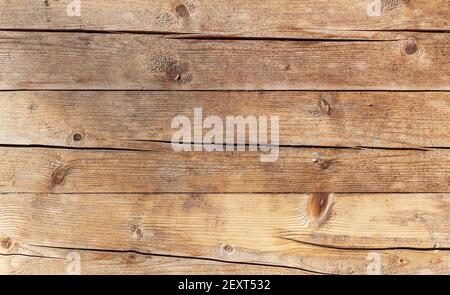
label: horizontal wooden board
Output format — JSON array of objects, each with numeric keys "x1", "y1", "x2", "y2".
[
  {"x1": 0, "y1": 248, "x2": 305, "y2": 275},
  {"x1": 0, "y1": 0, "x2": 448, "y2": 37},
  {"x1": 0, "y1": 146, "x2": 448, "y2": 193},
  {"x1": 0, "y1": 32, "x2": 448, "y2": 90},
  {"x1": 1, "y1": 91, "x2": 449, "y2": 149},
  {"x1": 1, "y1": 193, "x2": 450, "y2": 274}
]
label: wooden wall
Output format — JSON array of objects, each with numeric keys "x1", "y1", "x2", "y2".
[{"x1": 0, "y1": 0, "x2": 449, "y2": 274}]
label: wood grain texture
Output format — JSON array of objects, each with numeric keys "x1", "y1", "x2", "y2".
[
  {"x1": 1, "y1": 193, "x2": 450, "y2": 274},
  {"x1": 0, "y1": 0, "x2": 448, "y2": 37},
  {"x1": 1, "y1": 91, "x2": 449, "y2": 149},
  {"x1": 0, "y1": 146, "x2": 448, "y2": 193},
  {"x1": 0, "y1": 248, "x2": 306, "y2": 275},
  {"x1": 0, "y1": 0, "x2": 449, "y2": 276},
  {"x1": 0, "y1": 32, "x2": 448, "y2": 90}
]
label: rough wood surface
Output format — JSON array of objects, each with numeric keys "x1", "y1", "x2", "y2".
[
  {"x1": 0, "y1": 32, "x2": 448, "y2": 90},
  {"x1": 0, "y1": 146, "x2": 448, "y2": 193},
  {"x1": 0, "y1": 248, "x2": 307, "y2": 275},
  {"x1": 0, "y1": 0, "x2": 448, "y2": 37},
  {"x1": 1, "y1": 193, "x2": 450, "y2": 275},
  {"x1": 1, "y1": 91, "x2": 449, "y2": 149},
  {"x1": 0, "y1": 0, "x2": 449, "y2": 275}
]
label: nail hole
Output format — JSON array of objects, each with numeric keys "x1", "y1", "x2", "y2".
[
  {"x1": 175, "y1": 4, "x2": 189, "y2": 17},
  {"x1": 1, "y1": 237, "x2": 12, "y2": 249},
  {"x1": 223, "y1": 244, "x2": 234, "y2": 253},
  {"x1": 73, "y1": 133, "x2": 82, "y2": 141},
  {"x1": 403, "y1": 40, "x2": 419, "y2": 55}
]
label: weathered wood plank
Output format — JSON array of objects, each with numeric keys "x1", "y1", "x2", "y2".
[
  {"x1": 0, "y1": 0, "x2": 448, "y2": 37},
  {"x1": 1, "y1": 193, "x2": 450, "y2": 274},
  {"x1": 0, "y1": 248, "x2": 306, "y2": 275},
  {"x1": 1, "y1": 91, "x2": 449, "y2": 149},
  {"x1": 0, "y1": 146, "x2": 448, "y2": 193},
  {"x1": 0, "y1": 32, "x2": 448, "y2": 90}
]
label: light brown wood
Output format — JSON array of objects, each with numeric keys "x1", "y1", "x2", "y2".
[
  {"x1": 0, "y1": 146, "x2": 448, "y2": 193},
  {"x1": 0, "y1": 0, "x2": 448, "y2": 37},
  {"x1": 1, "y1": 193, "x2": 450, "y2": 274},
  {"x1": 0, "y1": 248, "x2": 306, "y2": 275},
  {"x1": 0, "y1": 32, "x2": 448, "y2": 90},
  {"x1": 0, "y1": 0, "x2": 449, "y2": 276},
  {"x1": 1, "y1": 91, "x2": 449, "y2": 149}
]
